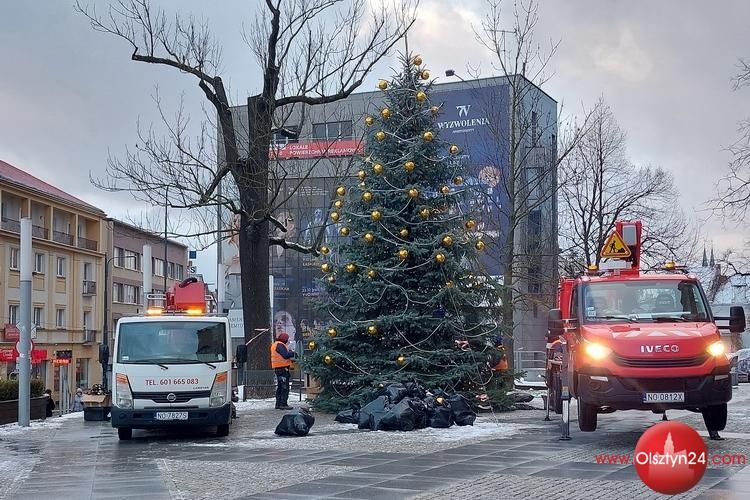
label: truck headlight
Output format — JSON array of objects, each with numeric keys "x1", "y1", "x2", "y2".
[
  {"x1": 210, "y1": 371, "x2": 228, "y2": 407},
  {"x1": 707, "y1": 341, "x2": 726, "y2": 357},
  {"x1": 115, "y1": 373, "x2": 133, "y2": 409},
  {"x1": 584, "y1": 342, "x2": 612, "y2": 361}
]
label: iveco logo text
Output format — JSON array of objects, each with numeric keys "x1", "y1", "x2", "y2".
[
  {"x1": 640, "y1": 345, "x2": 680, "y2": 353},
  {"x1": 456, "y1": 104, "x2": 471, "y2": 117}
]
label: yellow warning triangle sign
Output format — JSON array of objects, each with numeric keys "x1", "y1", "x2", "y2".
[{"x1": 600, "y1": 231, "x2": 632, "y2": 258}]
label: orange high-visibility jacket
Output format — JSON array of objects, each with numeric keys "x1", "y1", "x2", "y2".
[{"x1": 270, "y1": 341, "x2": 292, "y2": 368}]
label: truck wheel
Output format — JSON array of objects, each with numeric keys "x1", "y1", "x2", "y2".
[
  {"x1": 217, "y1": 424, "x2": 230, "y2": 437},
  {"x1": 117, "y1": 427, "x2": 133, "y2": 441},
  {"x1": 578, "y1": 399, "x2": 598, "y2": 432},
  {"x1": 701, "y1": 404, "x2": 728, "y2": 432}
]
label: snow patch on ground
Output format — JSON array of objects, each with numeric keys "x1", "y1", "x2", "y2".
[
  {"x1": 0, "y1": 411, "x2": 82, "y2": 437},
  {"x1": 0, "y1": 457, "x2": 38, "y2": 500},
  {"x1": 233, "y1": 398, "x2": 276, "y2": 411}
]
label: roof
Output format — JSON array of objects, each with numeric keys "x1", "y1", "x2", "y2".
[
  {"x1": 0, "y1": 159, "x2": 104, "y2": 215},
  {"x1": 111, "y1": 218, "x2": 188, "y2": 249}
]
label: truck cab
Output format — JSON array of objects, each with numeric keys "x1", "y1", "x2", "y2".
[
  {"x1": 110, "y1": 278, "x2": 233, "y2": 440},
  {"x1": 546, "y1": 221, "x2": 746, "y2": 435}
]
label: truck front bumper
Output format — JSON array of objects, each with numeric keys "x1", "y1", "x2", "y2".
[
  {"x1": 577, "y1": 371, "x2": 732, "y2": 411},
  {"x1": 111, "y1": 403, "x2": 232, "y2": 429}
]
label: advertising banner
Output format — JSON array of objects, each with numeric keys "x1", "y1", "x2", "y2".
[{"x1": 269, "y1": 139, "x2": 364, "y2": 160}]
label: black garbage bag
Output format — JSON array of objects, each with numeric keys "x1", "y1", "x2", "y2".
[
  {"x1": 358, "y1": 396, "x2": 391, "y2": 430},
  {"x1": 274, "y1": 408, "x2": 315, "y2": 436},
  {"x1": 407, "y1": 398, "x2": 428, "y2": 429},
  {"x1": 404, "y1": 381, "x2": 426, "y2": 399},
  {"x1": 427, "y1": 399, "x2": 454, "y2": 428},
  {"x1": 379, "y1": 398, "x2": 417, "y2": 431},
  {"x1": 335, "y1": 408, "x2": 360, "y2": 424},
  {"x1": 507, "y1": 392, "x2": 534, "y2": 404},
  {"x1": 385, "y1": 383, "x2": 408, "y2": 405},
  {"x1": 448, "y1": 394, "x2": 476, "y2": 426}
]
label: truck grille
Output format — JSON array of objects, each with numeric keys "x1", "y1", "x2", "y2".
[
  {"x1": 612, "y1": 353, "x2": 709, "y2": 368},
  {"x1": 132, "y1": 390, "x2": 211, "y2": 403}
]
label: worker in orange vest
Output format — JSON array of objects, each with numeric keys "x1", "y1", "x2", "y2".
[{"x1": 270, "y1": 332, "x2": 296, "y2": 410}]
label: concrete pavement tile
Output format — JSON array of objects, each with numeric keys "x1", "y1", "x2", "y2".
[
  {"x1": 529, "y1": 467, "x2": 611, "y2": 480},
  {"x1": 269, "y1": 482, "x2": 358, "y2": 496},
  {"x1": 693, "y1": 489, "x2": 746, "y2": 500},
  {"x1": 332, "y1": 486, "x2": 421, "y2": 499}
]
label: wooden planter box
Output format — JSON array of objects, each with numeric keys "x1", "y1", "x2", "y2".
[{"x1": 0, "y1": 396, "x2": 48, "y2": 425}]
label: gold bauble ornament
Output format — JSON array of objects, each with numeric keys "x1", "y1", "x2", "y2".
[
  {"x1": 364, "y1": 115, "x2": 375, "y2": 127},
  {"x1": 435, "y1": 252, "x2": 446, "y2": 264},
  {"x1": 339, "y1": 227, "x2": 350, "y2": 236},
  {"x1": 396, "y1": 355, "x2": 406, "y2": 366},
  {"x1": 408, "y1": 188, "x2": 419, "y2": 199},
  {"x1": 327, "y1": 327, "x2": 337, "y2": 338},
  {"x1": 358, "y1": 170, "x2": 367, "y2": 181},
  {"x1": 430, "y1": 105, "x2": 440, "y2": 114},
  {"x1": 367, "y1": 269, "x2": 377, "y2": 279},
  {"x1": 377, "y1": 79, "x2": 388, "y2": 90},
  {"x1": 465, "y1": 219, "x2": 477, "y2": 230},
  {"x1": 446, "y1": 280, "x2": 454, "y2": 288},
  {"x1": 319, "y1": 245, "x2": 330, "y2": 255},
  {"x1": 371, "y1": 210, "x2": 382, "y2": 221},
  {"x1": 398, "y1": 248, "x2": 409, "y2": 260},
  {"x1": 453, "y1": 176, "x2": 464, "y2": 185},
  {"x1": 375, "y1": 131, "x2": 386, "y2": 141},
  {"x1": 475, "y1": 240, "x2": 486, "y2": 251},
  {"x1": 333, "y1": 200, "x2": 344, "y2": 210},
  {"x1": 416, "y1": 91, "x2": 427, "y2": 102},
  {"x1": 413, "y1": 55, "x2": 423, "y2": 66},
  {"x1": 367, "y1": 325, "x2": 378, "y2": 335},
  {"x1": 449, "y1": 144, "x2": 459, "y2": 154},
  {"x1": 380, "y1": 108, "x2": 392, "y2": 120},
  {"x1": 330, "y1": 211, "x2": 340, "y2": 222},
  {"x1": 440, "y1": 185, "x2": 450, "y2": 194},
  {"x1": 422, "y1": 131, "x2": 434, "y2": 142},
  {"x1": 362, "y1": 191, "x2": 373, "y2": 202},
  {"x1": 336, "y1": 186, "x2": 346, "y2": 196},
  {"x1": 345, "y1": 263, "x2": 357, "y2": 273},
  {"x1": 441, "y1": 235, "x2": 454, "y2": 247},
  {"x1": 327, "y1": 274, "x2": 336, "y2": 283},
  {"x1": 399, "y1": 228, "x2": 409, "y2": 238},
  {"x1": 436, "y1": 396, "x2": 445, "y2": 405},
  {"x1": 321, "y1": 263, "x2": 331, "y2": 273},
  {"x1": 420, "y1": 70, "x2": 430, "y2": 80},
  {"x1": 363, "y1": 232, "x2": 375, "y2": 243},
  {"x1": 404, "y1": 161, "x2": 415, "y2": 173},
  {"x1": 307, "y1": 340, "x2": 317, "y2": 350},
  {"x1": 419, "y1": 207, "x2": 430, "y2": 219},
  {"x1": 373, "y1": 163, "x2": 385, "y2": 174},
  {"x1": 324, "y1": 354, "x2": 334, "y2": 365}
]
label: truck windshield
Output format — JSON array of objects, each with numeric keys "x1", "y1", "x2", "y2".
[
  {"x1": 117, "y1": 321, "x2": 227, "y2": 364},
  {"x1": 581, "y1": 280, "x2": 709, "y2": 323}
]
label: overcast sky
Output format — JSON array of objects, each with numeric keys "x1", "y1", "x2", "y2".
[{"x1": 1, "y1": 0, "x2": 748, "y2": 285}]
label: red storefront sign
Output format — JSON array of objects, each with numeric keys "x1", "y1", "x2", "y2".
[
  {"x1": 269, "y1": 139, "x2": 363, "y2": 160},
  {"x1": 0, "y1": 347, "x2": 48, "y2": 364},
  {"x1": 3, "y1": 324, "x2": 20, "y2": 341}
]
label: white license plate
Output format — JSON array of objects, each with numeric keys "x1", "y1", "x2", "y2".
[
  {"x1": 643, "y1": 392, "x2": 685, "y2": 403},
  {"x1": 155, "y1": 411, "x2": 188, "y2": 421}
]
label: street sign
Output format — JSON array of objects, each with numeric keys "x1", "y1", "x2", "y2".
[
  {"x1": 15, "y1": 340, "x2": 33, "y2": 354},
  {"x1": 600, "y1": 231, "x2": 632, "y2": 258}
]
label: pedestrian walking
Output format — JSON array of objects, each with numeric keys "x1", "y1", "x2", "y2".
[
  {"x1": 44, "y1": 389, "x2": 55, "y2": 418},
  {"x1": 71, "y1": 388, "x2": 85, "y2": 412},
  {"x1": 270, "y1": 332, "x2": 296, "y2": 410}
]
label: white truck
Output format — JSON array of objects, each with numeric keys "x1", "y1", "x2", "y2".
[{"x1": 110, "y1": 278, "x2": 233, "y2": 440}]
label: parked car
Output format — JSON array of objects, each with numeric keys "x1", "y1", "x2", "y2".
[{"x1": 736, "y1": 349, "x2": 750, "y2": 383}]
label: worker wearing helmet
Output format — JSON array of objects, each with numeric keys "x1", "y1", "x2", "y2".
[{"x1": 270, "y1": 332, "x2": 296, "y2": 410}]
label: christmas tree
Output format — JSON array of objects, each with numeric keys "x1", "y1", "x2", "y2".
[{"x1": 303, "y1": 54, "x2": 507, "y2": 412}]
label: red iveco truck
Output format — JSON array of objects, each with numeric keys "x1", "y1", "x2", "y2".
[{"x1": 546, "y1": 220, "x2": 746, "y2": 438}]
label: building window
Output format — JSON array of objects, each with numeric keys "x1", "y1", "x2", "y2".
[
  {"x1": 312, "y1": 121, "x2": 353, "y2": 140},
  {"x1": 176, "y1": 264, "x2": 184, "y2": 281},
  {"x1": 113, "y1": 283, "x2": 124, "y2": 303},
  {"x1": 9, "y1": 248, "x2": 19, "y2": 270},
  {"x1": 272, "y1": 126, "x2": 300, "y2": 145},
  {"x1": 527, "y1": 209, "x2": 542, "y2": 253},
  {"x1": 56, "y1": 256, "x2": 66, "y2": 278},
  {"x1": 83, "y1": 310, "x2": 92, "y2": 330},
  {"x1": 33, "y1": 307, "x2": 43, "y2": 327},
  {"x1": 55, "y1": 308, "x2": 65, "y2": 329},
  {"x1": 531, "y1": 111, "x2": 539, "y2": 145},
  {"x1": 168, "y1": 262, "x2": 176, "y2": 279},
  {"x1": 83, "y1": 262, "x2": 92, "y2": 281},
  {"x1": 8, "y1": 304, "x2": 19, "y2": 325},
  {"x1": 75, "y1": 358, "x2": 89, "y2": 390},
  {"x1": 114, "y1": 247, "x2": 125, "y2": 268},
  {"x1": 124, "y1": 250, "x2": 140, "y2": 271},
  {"x1": 34, "y1": 253, "x2": 45, "y2": 274},
  {"x1": 124, "y1": 284, "x2": 140, "y2": 305},
  {"x1": 527, "y1": 166, "x2": 541, "y2": 204},
  {"x1": 153, "y1": 258, "x2": 165, "y2": 277}
]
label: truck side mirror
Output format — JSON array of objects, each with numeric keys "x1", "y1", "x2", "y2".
[
  {"x1": 236, "y1": 344, "x2": 247, "y2": 364},
  {"x1": 548, "y1": 308, "x2": 563, "y2": 339},
  {"x1": 99, "y1": 344, "x2": 110, "y2": 365},
  {"x1": 730, "y1": 306, "x2": 747, "y2": 334}
]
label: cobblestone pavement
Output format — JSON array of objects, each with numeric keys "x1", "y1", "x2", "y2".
[{"x1": 2, "y1": 389, "x2": 750, "y2": 499}]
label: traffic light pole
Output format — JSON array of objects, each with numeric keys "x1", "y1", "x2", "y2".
[{"x1": 17, "y1": 218, "x2": 32, "y2": 427}]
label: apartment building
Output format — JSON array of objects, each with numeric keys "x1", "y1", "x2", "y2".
[{"x1": 0, "y1": 159, "x2": 106, "y2": 399}]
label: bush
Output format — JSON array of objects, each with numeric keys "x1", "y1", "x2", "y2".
[{"x1": 0, "y1": 379, "x2": 46, "y2": 401}]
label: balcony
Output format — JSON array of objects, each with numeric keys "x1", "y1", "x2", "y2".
[
  {"x1": 83, "y1": 329, "x2": 96, "y2": 344},
  {"x1": 77, "y1": 236, "x2": 98, "y2": 251},
  {"x1": 1, "y1": 217, "x2": 20, "y2": 233},
  {"x1": 32, "y1": 225, "x2": 49, "y2": 239},
  {"x1": 52, "y1": 230, "x2": 74, "y2": 246},
  {"x1": 82, "y1": 280, "x2": 96, "y2": 296}
]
